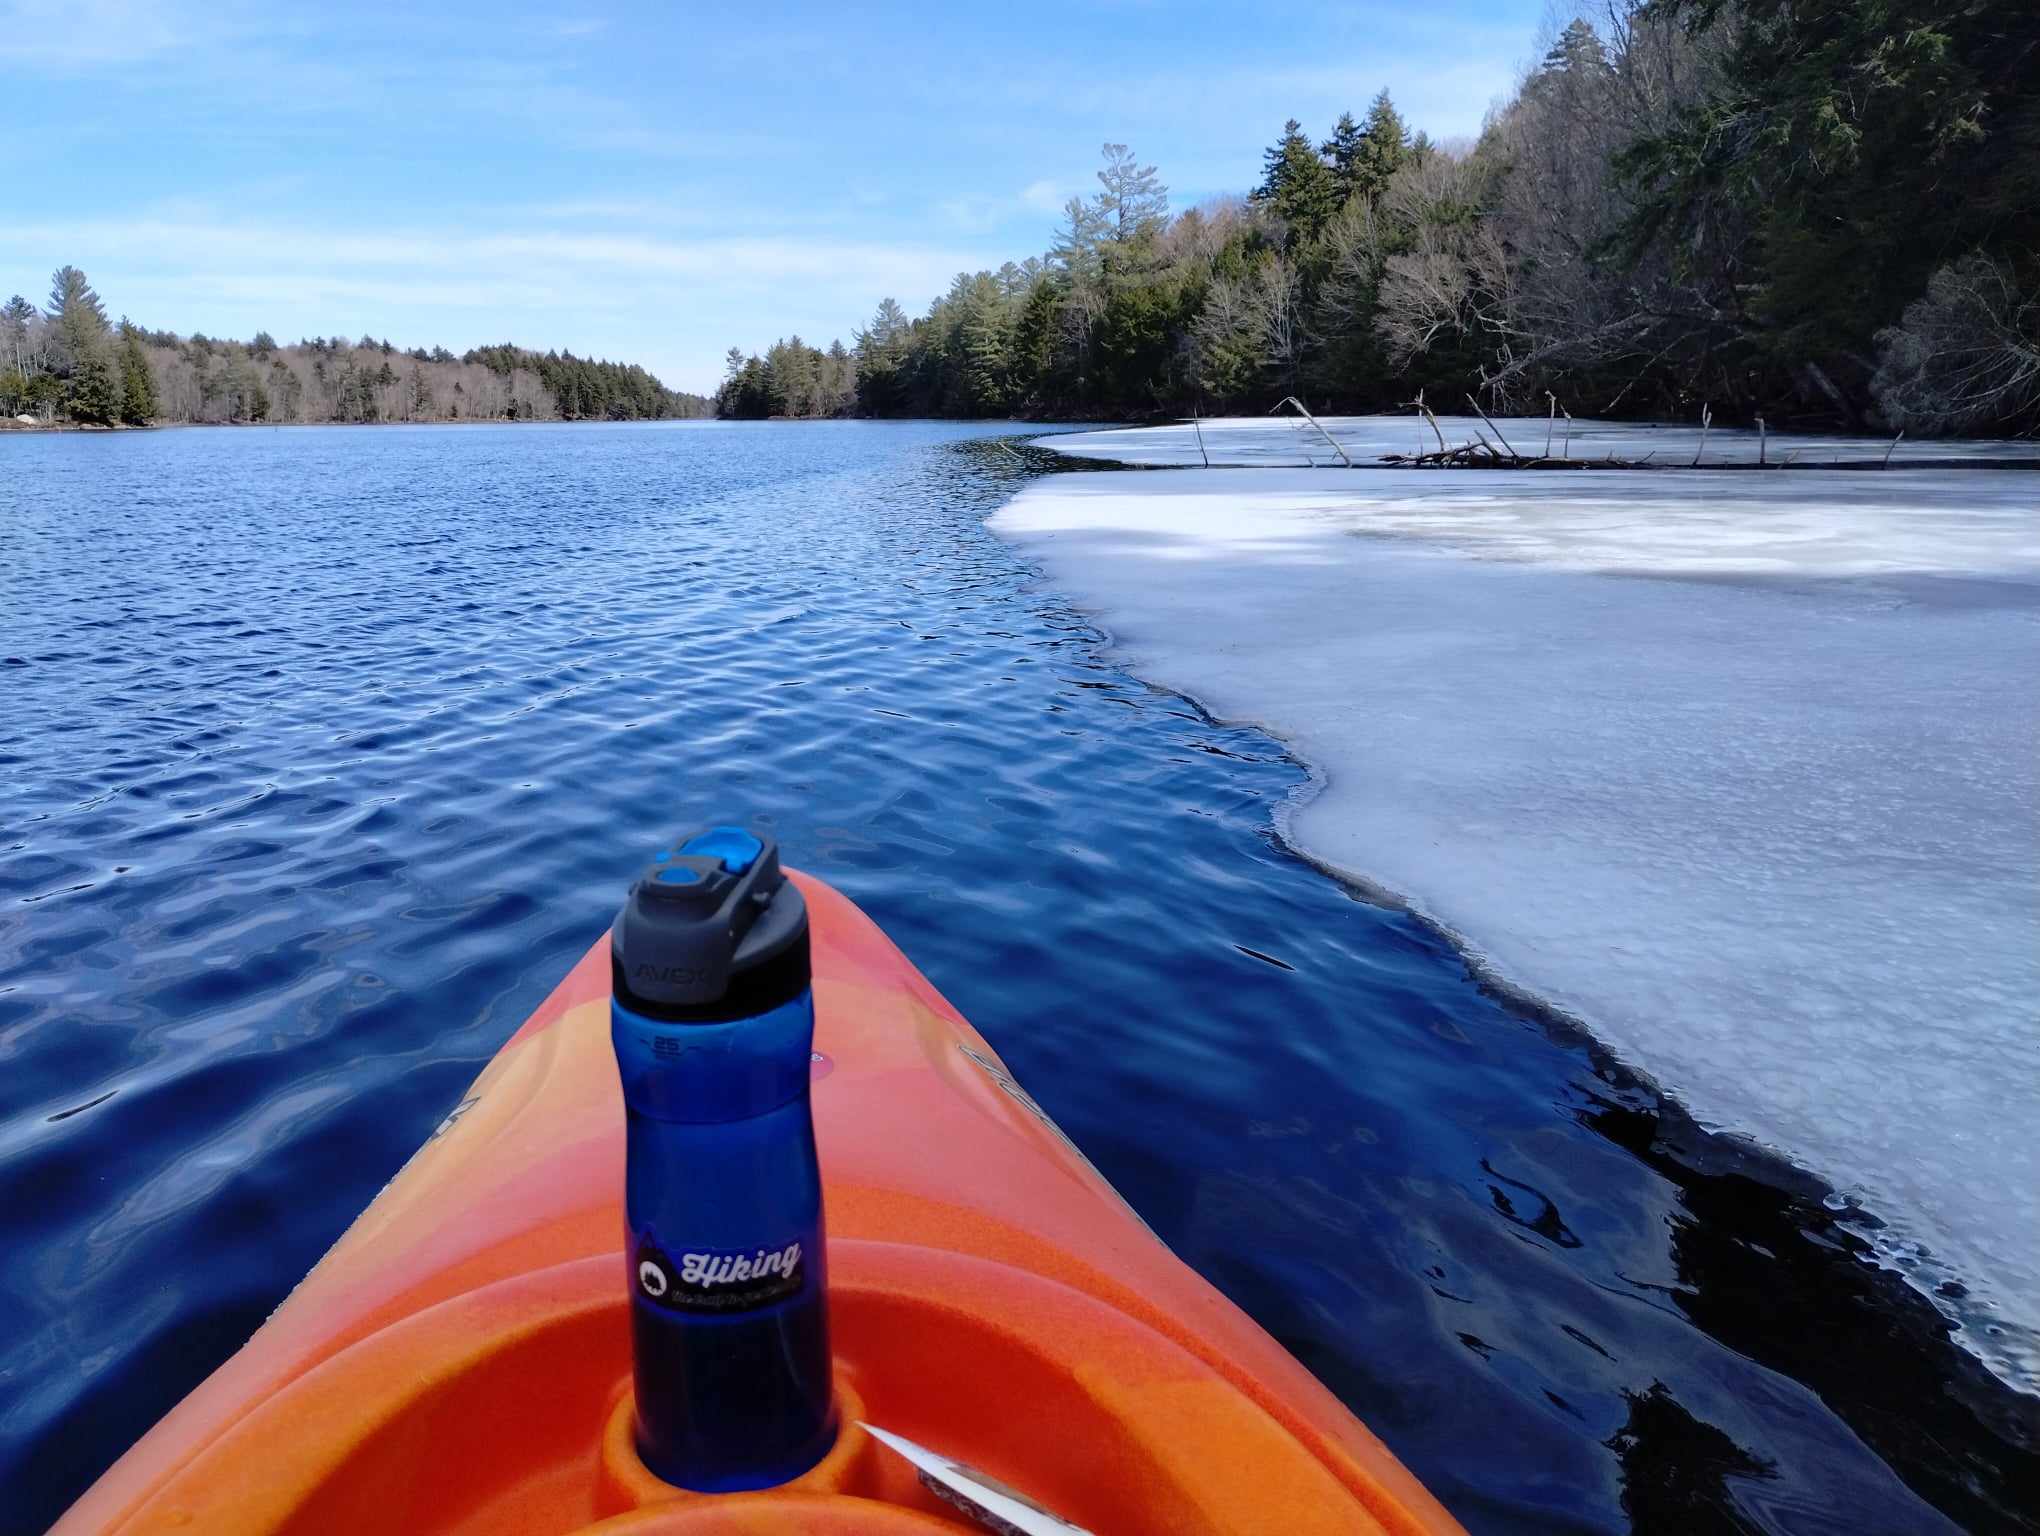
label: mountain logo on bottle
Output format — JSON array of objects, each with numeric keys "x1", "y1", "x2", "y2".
[{"x1": 633, "y1": 1234, "x2": 806, "y2": 1312}]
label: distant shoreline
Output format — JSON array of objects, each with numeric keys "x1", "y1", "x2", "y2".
[
  {"x1": 1, "y1": 418, "x2": 147, "y2": 433},
  {"x1": 1, "y1": 416, "x2": 719, "y2": 434}
]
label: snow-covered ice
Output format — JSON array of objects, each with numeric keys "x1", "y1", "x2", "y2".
[
  {"x1": 1051, "y1": 413, "x2": 2040, "y2": 469},
  {"x1": 996, "y1": 429, "x2": 2040, "y2": 1387}
]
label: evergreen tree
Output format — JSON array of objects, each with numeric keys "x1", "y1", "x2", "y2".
[
  {"x1": 1322, "y1": 112, "x2": 1366, "y2": 198},
  {"x1": 66, "y1": 344, "x2": 120, "y2": 423},
  {"x1": 957, "y1": 273, "x2": 1013, "y2": 414},
  {"x1": 1255, "y1": 119, "x2": 1308, "y2": 202},
  {"x1": 701, "y1": 17, "x2": 2036, "y2": 434},
  {"x1": 1351, "y1": 91, "x2": 1412, "y2": 202},
  {"x1": 47, "y1": 266, "x2": 114, "y2": 421},
  {"x1": 853, "y1": 298, "x2": 913, "y2": 415},
  {"x1": 1191, "y1": 272, "x2": 1264, "y2": 402},
  {"x1": 1253, "y1": 119, "x2": 1340, "y2": 247},
  {"x1": 766, "y1": 335, "x2": 819, "y2": 416},
  {"x1": 244, "y1": 358, "x2": 272, "y2": 421},
  {"x1": 1010, "y1": 277, "x2": 1059, "y2": 400},
  {"x1": 47, "y1": 266, "x2": 107, "y2": 328},
  {"x1": 1092, "y1": 142, "x2": 1169, "y2": 240},
  {"x1": 1622, "y1": 0, "x2": 2040, "y2": 423},
  {"x1": 116, "y1": 322, "x2": 158, "y2": 425},
  {"x1": 822, "y1": 339, "x2": 856, "y2": 415},
  {"x1": 869, "y1": 297, "x2": 910, "y2": 344},
  {"x1": 1051, "y1": 195, "x2": 1109, "y2": 283},
  {"x1": 1539, "y1": 17, "x2": 1608, "y2": 79}
]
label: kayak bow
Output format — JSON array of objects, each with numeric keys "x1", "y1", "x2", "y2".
[{"x1": 55, "y1": 871, "x2": 1464, "y2": 1535}]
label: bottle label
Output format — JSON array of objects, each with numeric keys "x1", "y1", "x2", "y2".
[{"x1": 633, "y1": 1233, "x2": 808, "y2": 1313}]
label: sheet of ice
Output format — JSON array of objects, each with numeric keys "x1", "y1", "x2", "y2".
[
  {"x1": 993, "y1": 464, "x2": 2040, "y2": 1387},
  {"x1": 1052, "y1": 414, "x2": 2040, "y2": 469}
]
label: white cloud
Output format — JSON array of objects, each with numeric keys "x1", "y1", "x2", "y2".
[
  {"x1": 0, "y1": 217, "x2": 977, "y2": 287},
  {"x1": 1020, "y1": 179, "x2": 1068, "y2": 212},
  {"x1": 935, "y1": 178, "x2": 1089, "y2": 235}
]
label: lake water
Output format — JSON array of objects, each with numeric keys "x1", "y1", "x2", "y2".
[{"x1": 1, "y1": 421, "x2": 2032, "y2": 1535}]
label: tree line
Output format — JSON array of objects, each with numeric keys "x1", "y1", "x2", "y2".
[
  {"x1": 1, "y1": 270, "x2": 712, "y2": 427},
  {"x1": 718, "y1": 0, "x2": 2039, "y2": 436}
]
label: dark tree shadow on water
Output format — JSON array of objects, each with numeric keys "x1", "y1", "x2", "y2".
[
  {"x1": 1607, "y1": 1382, "x2": 1775, "y2": 1535},
  {"x1": 1580, "y1": 1093, "x2": 2040, "y2": 1535}
]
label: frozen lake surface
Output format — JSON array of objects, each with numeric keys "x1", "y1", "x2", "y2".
[
  {"x1": 1054, "y1": 413, "x2": 2040, "y2": 470},
  {"x1": 999, "y1": 422, "x2": 2040, "y2": 1387}
]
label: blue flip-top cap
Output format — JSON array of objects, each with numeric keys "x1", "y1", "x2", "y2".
[
  {"x1": 680, "y1": 826, "x2": 764, "y2": 875},
  {"x1": 612, "y1": 825, "x2": 808, "y2": 1018}
]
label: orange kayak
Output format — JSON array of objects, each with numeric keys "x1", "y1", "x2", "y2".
[{"x1": 55, "y1": 872, "x2": 1464, "y2": 1536}]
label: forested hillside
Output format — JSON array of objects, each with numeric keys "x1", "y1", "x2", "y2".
[
  {"x1": 720, "y1": 0, "x2": 2039, "y2": 435},
  {"x1": 1, "y1": 270, "x2": 711, "y2": 427}
]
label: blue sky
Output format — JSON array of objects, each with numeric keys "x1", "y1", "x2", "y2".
[{"x1": 3, "y1": 0, "x2": 1547, "y2": 392}]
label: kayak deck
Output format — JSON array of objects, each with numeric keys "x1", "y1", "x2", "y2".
[{"x1": 56, "y1": 872, "x2": 1464, "y2": 1535}]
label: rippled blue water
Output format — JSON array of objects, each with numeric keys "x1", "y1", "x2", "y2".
[{"x1": 1, "y1": 422, "x2": 2031, "y2": 1535}]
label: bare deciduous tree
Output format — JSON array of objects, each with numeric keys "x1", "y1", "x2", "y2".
[
  {"x1": 1372, "y1": 152, "x2": 1520, "y2": 383},
  {"x1": 1872, "y1": 254, "x2": 2040, "y2": 435}
]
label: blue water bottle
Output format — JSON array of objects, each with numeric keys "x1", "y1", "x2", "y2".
[{"x1": 609, "y1": 826, "x2": 836, "y2": 1491}]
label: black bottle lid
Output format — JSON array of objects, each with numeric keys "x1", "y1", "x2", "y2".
[{"x1": 611, "y1": 826, "x2": 809, "y2": 1022}]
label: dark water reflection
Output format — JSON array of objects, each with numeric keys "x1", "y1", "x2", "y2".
[{"x1": 0, "y1": 422, "x2": 2031, "y2": 1534}]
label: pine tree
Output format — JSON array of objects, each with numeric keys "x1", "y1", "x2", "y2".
[
  {"x1": 1538, "y1": 18, "x2": 1607, "y2": 80},
  {"x1": 766, "y1": 336, "x2": 819, "y2": 417},
  {"x1": 957, "y1": 273, "x2": 1013, "y2": 415},
  {"x1": 47, "y1": 266, "x2": 114, "y2": 422},
  {"x1": 853, "y1": 298, "x2": 913, "y2": 415},
  {"x1": 1092, "y1": 142, "x2": 1169, "y2": 241},
  {"x1": 823, "y1": 338, "x2": 856, "y2": 415},
  {"x1": 116, "y1": 322, "x2": 158, "y2": 425},
  {"x1": 869, "y1": 297, "x2": 909, "y2": 346},
  {"x1": 1050, "y1": 195, "x2": 1109, "y2": 284},
  {"x1": 47, "y1": 266, "x2": 107, "y2": 328}
]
